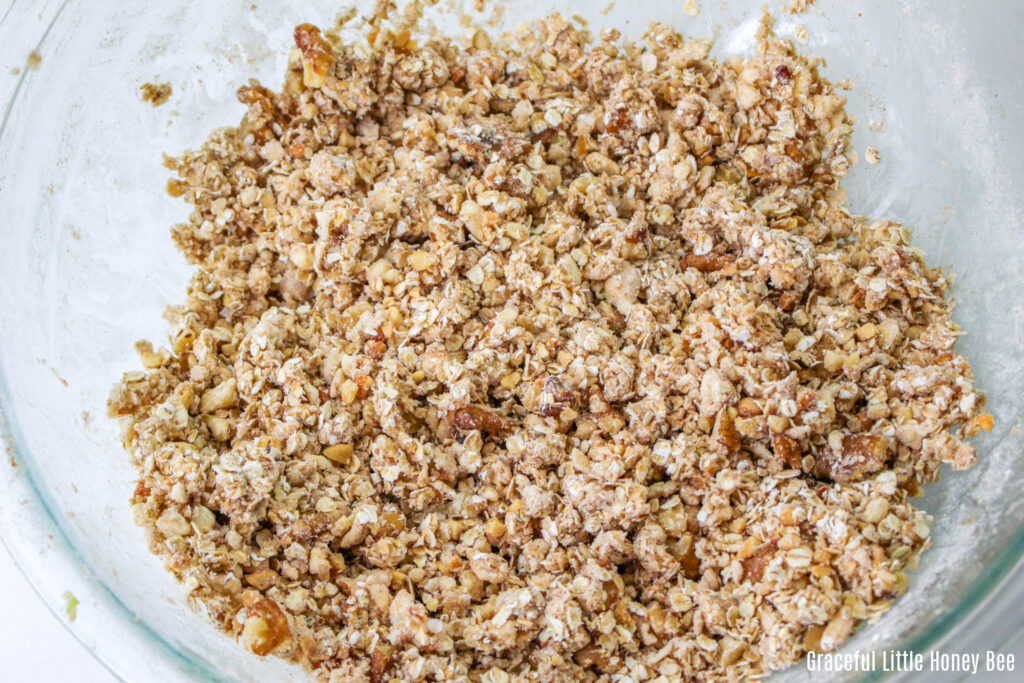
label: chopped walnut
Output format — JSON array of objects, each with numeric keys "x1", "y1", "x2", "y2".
[
  {"x1": 242, "y1": 599, "x2": 291, "y2": 656},
  {"x1": 293, "y1": 24, "x2": 335, "y2": 89},
  {"x1": 453, "y1": 404, "x2": 513, "y2": 437},
  {"x1": 814, "y1": 434, "x2": 890, "y2": 483},
  {"x1": 139, "y1": 82, "x2": 172, "y2": 107}
]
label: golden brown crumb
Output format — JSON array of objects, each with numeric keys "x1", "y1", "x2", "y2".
[
  {"x1": 139, "y1": 82, "x2": 173, "y2": 107},
  {"x1": 26, "y1": 51, "x2": 41, "y2": 69},
  {"x1": 109, "y1": 11, "x2": 986, "y2": 682}
]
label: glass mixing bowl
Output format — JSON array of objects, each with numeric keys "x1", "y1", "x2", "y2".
[{"x1": 1, "y1": 0, "x2": 1022, "y2": 680}]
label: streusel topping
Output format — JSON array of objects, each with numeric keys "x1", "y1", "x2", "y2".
[{"x1": 110, "y1": 13, "x2": 989, "y2": 681}]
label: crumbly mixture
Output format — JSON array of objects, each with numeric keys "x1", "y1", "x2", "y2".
[{"x1": 109, "y1": 14, "x2": 991, "y2": 682}]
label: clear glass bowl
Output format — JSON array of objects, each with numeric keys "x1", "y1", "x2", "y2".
[{"x1": 1, "y1": 1, "x2": 1022, "y2": 680}]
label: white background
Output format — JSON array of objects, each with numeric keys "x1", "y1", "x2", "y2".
[{"x1": 0, "y1": 545, "x2": 115, "y2": 682}]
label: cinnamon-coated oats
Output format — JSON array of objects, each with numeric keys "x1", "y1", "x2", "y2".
[{"x1": 109, "y1": 12, "x2": 990, "y2": 681}]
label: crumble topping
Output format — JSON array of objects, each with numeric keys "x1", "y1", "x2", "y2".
[{"x1": 109, "y1": 13, "x2": 989, "y2": 681}]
